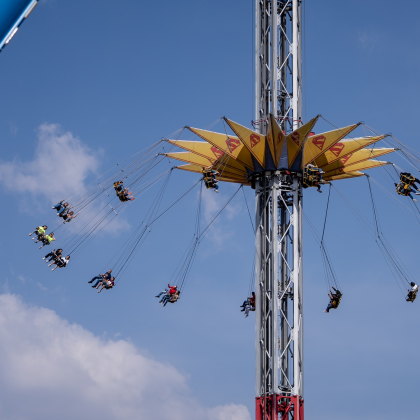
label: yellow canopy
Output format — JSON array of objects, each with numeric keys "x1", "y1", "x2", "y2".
[
  {"x1": 169, "y1": 116, "x2": 392, "y2": 187},
  {"x1": 323, "y1": 159, "x2": 389, "y2": 178},
  {"x1": 212, "y1": 155, "x2": 249, "y2": 175},
  {"x1": 302, "y1": 123, "x2": 360, "y2": 168},
  {"x1": 266, "y1": 114, "x2": 286, "y2": 167},
  {"x1": 167, "y1": 140, "x2": 219, "y2": 162},
  {"x1": 165, "y1": 152, "x2": 212, "y2": 167},
  {"x1": 323, "y1": 171, "x2": 365, "y2": 181},
  {"x1": 224, "y1": 118, "x2": 266, "y2": 167},
  {"x1": 166, "y1": 152, "x2": 248, "y2": 178},
  {"x1": 187, "y1": 126, "x2": 254, "y2": 170},
  {"x1": 315, "y1": 135, "x2": 387, "y2": 168},
  {"x1": 176, "y1": 164, "x2": 250, "y2": 184},
  {"x1": 286, "y1": 116, "x2": 319, "y2": 167},
  {"x1": 166, "y1": 140, "x2": 248, "y2": 174},
  {"x1": 322, "y1": 148, "x2": 395, "y2": 174}
]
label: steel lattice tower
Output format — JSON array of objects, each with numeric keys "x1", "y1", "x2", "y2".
[
  {"x1": 254, "y1": 1, "x2": 303, "y2": 419},
  {"x1": 166, "y1": 2, "x2": 394, "y2": 418},
  {"x1": 164, "y1": 3, "x2": 395, "y2": 419}
]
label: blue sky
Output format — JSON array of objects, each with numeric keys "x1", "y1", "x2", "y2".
[{"x1": 0, "y1": 1, "x2": 420, "y2": 419}]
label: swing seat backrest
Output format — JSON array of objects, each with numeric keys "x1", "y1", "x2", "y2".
[{"x1": 400, "y1": 174, "x2": 415, "y2": 185}]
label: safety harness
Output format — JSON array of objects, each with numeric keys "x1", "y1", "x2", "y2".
[
  {"x1": 407, "y1": 288, "x2": 418, "y2": 302},
  {"x1": 330, "y1": 291, "x2": 343, "y2": 309},
  {"x1": 202, "y1": 168, "x2": 218, "y2": 190},
  {"x1": 303, "y1": 166, "x2": 322, "y2": 189}
]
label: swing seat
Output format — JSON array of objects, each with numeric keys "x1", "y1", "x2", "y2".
[
  {"x1": 303, "y1": 166, "x2": 322, "y2": 188},
  {"x1": 400, "y1": 173, "x2": 415, "y2": 185}
]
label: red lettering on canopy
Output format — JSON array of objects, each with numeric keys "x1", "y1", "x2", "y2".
[
  {"x1": 250, "y1": 133, "x2": 261, "y2": 148},
  {"x1": 311, "y1": 135, "x2": 326, "y2": 151},
  {"x1": 226, "y1": 137, "x2": 241, "y2": 153},
  {"x1": 329, "y1": 143, "x2": 345, "y2": 157},
  {"x1": 339, "y1": 154, "x2": 352, "y2": 165},
  {"x1": 290, "y1": 132, "x2": 300, "y2": 146},
  {"x1": 210, "y1": 146, "x2": 224, "y2": 159},
  {"x1": 277, "y1": 132, "x2": 284, "y2": 145}
]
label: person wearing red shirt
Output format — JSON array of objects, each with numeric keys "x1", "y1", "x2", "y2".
[{"x1": 168, "y1": 284, "x2": 177, "y2": 295}]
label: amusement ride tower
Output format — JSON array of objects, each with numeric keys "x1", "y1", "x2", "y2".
[
  {"x1": 163, "y1": 1, "x2": 392, "y2": 419},
  {"x1": 253, "y1": 1, "x2": 304, "y2": 419}
]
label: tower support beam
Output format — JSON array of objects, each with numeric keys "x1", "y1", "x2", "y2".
[
  {"x1": 255, "y1": 172, "x2": 303, "y2": 420},
  {"x1": 254, "y1": 1, "x2": 303, "y2": 419}
]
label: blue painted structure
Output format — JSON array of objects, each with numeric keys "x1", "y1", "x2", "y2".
[{"x1": 0, "y1": 0, "x2": 38, "y2": 53}]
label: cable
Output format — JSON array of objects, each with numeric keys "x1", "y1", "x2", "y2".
[
  {"x1": 160, "y1": 184, "x2": 243, "y2": 298},
  {"x1": 242, "y1": 186, "x2": 255, "y2": 234},
  {"x1": 321, "y1": 183, "x2": 331, "y2": 244},
  {"x1": 365, "y1": 177, "x2": 410, "y2": 294}
]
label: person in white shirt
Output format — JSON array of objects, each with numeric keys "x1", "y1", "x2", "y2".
[
  {"x1": 406, "y1": 282, "x2": 419, "y2": 302},
  {"x1": 50, "y1": 255, "x2": 70, "y2": 272}
]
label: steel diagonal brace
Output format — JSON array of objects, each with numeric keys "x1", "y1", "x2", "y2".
[
  {"x1": 278, "y1": 221, "x2": 292, "y2": 244},
  {"x1": 278, "y1": 336, "x2": 293, "y2": 363},
  {"x1": 279, "y1": 308, "x2": 292, "y2": 331},
  {"x1": 278, "y1": 107, "x2": 292, "y2": 120},
  {"x1": 278, "y1": 277, "x2": 293, "y2": 301},
  {"x1": 279, "y1": 24, "x2": 292, "y2": 48},
  {"x1": 278, "y1": 276, "x2": 293, "y2": 301},
  {"x1": 279, "y1": 400, "x2": 294, "y2": 420},
  {"x1": 279, "y1": 368, "x2": 293, "y2": 389},
  {"x1": 278, "y1": 50, "x2": 292, "y2": 74},
  {"x1": 278, "y1": 194, "x2": 293, "y2": 216},
  {"x1": 278, "y1": 76, "x2": 293, "y2": 101},
  {"x1": 279, "y1": 249, "x2": 293, "y2": 274},
  {"x1": 278, "y1": 0, "x2": 291, "y2": 16}
]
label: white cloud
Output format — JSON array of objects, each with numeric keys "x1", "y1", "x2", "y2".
[
  {"x1": 0, "y1": 294, "x2": 251, "y2": 420},
  {"x1": 0, "y1": 123, "x2": 131, "y2": 236},
  {"x1": 0, "y1": 123, "x2": 101, "y2": 203},
  {"x1": 358, "y1": 30, "x2": 378, "y2": 52},
  {"x1": 36, "y1": 282, "x2": 48, "y2": 291},
  {"x1": 201, "y1": 188, "x2": 239, "y2": 246}
]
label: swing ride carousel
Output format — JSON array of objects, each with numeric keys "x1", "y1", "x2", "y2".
[
  {"x1": 31, "y1": 113, "x2": 420, "y2": 303},
  {"x1": 27, "y1": 112, "x2": 420, "y2": 420}
]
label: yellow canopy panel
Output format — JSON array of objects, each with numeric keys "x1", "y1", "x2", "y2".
[
  {"x1": 187, "y1": 126, "x2": 254, "y2": 170},
  {"x1": 267, "y1": 114, "x2": 289, "y2": 168},
  {"x1": 287, "y1": 116, "x2": 320, "y2": 167},
  {"x1": 323, "y1": 159, "x2": 388, "y2": 178},
  {"x1": 165, "y1": 152, "x2": 212, "y2": 167},
  {"x1": 323, "y1": 171, "x2": 365, "y2": 181},
  {"x1": 302, "y1": 123, "x2": 360, "y2": 168},
  {"x1": 224, "y1": 117, "x2": 266, "y2": 168},
  {"x1": 212, "y1": 155, "x2": 248, "y2": 175},
  {"x1": 167, "y1": 140, "x2": 219, "y2": 162},
  {"x1": 165, "y1": 153, "x2": 247, "y2": 179},
  {"x1": 212, "y1": 163, "x2": 248, "y2": 178},
  {"x1": 217, "y1": 176, "x2": 250, "y2": 185},
  {"x1": 315, "y1": 135, "x2": 387, "y2": 167},
  {"x1": 321, "y1": 148, "x2": 396, "y2": 174},
  {"x1": 265, "y1": 114, "x2": 280, "y2": 165},
  {"x1": 166, "y1": 141, "x2": 248, "y2": 175},
  {"x1": 176, "y1": 164, "x2": 249, "y2": 184}
]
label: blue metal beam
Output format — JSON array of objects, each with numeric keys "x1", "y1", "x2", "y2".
[{"x1": 0, "y1": 0, "x2": 38, "y2": 53}]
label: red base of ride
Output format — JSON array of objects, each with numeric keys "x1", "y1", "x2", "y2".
[{"x1": 256, "y1": 395, "x2": 304, "y2": 420}]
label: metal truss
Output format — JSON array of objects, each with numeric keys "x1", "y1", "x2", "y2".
[
  {"x1": 254, "y1": 0, "x2": 302, "y2": 134},
  {"x1": 255, "y1": 172, "x2": 303, "y2": 420},
  {"x1": 254, "y1": 1, "x2": 303, "y2": 418}
]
